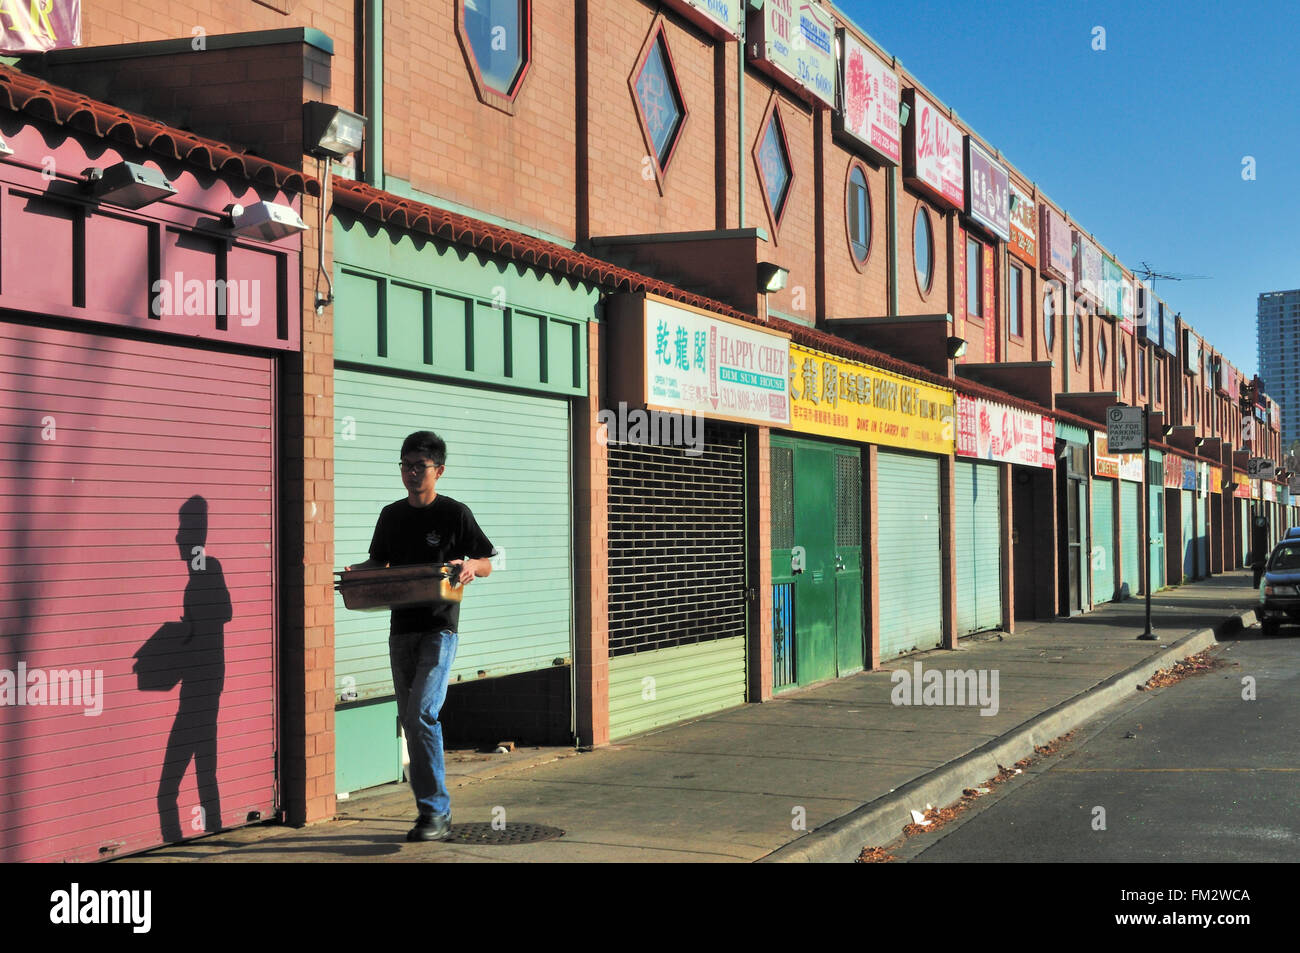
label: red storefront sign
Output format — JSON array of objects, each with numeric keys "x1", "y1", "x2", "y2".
[
  {"x1": 838, "y1": 30, "x2": 901, "y2": 165},
  {"x1": 953, "y1": 220, "x2": 966, "y2": 358},
  {"x1": 956, "y1": 394, "x2": 1054, "y2": 468},
  {"x1": 902, "y1": 88, "x2": 964, "y2": 209},
  {"x1": 1164, "y1": 454, "x2": 1183, "y2": 489},
  {"x1": 982, "y1": 239, "x2": 997, "y2": 363},
  {"x1": 1008, "y1": 184, "x2": 1036, "y2": 267}
]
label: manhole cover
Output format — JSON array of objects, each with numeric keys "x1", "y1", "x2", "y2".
[{"x1": 443, "y1": 822, "x2": 565, "y2": 846}]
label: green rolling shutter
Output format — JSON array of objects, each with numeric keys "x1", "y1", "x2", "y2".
[
  {"x1": 1181, "y1": 489, "x2": 1194, "y2": 580},
  {"x1": 1120, "y1": 481, "x2": 1141, "y2": 599},
  {"x1": 1091, "y1": 478, "x2": 1116, "y2": 604},
  {"x1": 1198, "y1": 494, "x2": 1210, "y2": 576},
  {"x1": 334, "y1": 369, "x2": 573, "y2": 699},
  {"x1": 1149, "y1": 484, "x2": 1165, "y2": 592},
  {"x1": 955, "y1": 460, "x2": 1002, "y2": 634},
  {"x1": 877, "y1": 451, "x2": 943, "y2": 658}
]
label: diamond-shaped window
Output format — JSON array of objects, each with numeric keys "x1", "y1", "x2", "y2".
[
  {"x1": 1098, "y1": 333, "x2": 1109, "y2": 372},
  {"x1": 462, "y1": 0, "x2": 530, "y2": 101},
  {"x1": 759, "y1": 110, "x2": 792, "y2": 225},
  {"x1": 632, "y1": 26, "x2": 686, "y2": 181}
]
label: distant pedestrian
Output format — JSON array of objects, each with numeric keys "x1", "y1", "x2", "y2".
[{"x1": 1251, "y1": 514, "x2": 1269, "y2": 587}]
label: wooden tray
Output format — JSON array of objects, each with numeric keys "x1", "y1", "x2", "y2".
[{"x1": 335, "y1": 563, "x2": 463, "y2": 611}]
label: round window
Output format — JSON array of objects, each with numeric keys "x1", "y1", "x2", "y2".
[
  {"x1": 847, "y1": 165, "x2": 871, "y2": 265},
  {"x1": 1044, "y1": 292, "x2": 1056, "y2": 351},
  {"x1": 914, "y1": 207, "x2": 933, "y2": 293}
]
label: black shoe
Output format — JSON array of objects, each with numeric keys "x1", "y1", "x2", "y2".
[{"x1": 406, "y1": 814, "x2": 451, "y2": 842}]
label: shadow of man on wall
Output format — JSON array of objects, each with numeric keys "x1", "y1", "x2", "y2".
[{"x1": 133, "y1": 495, "x2": 230, "y2": 842}]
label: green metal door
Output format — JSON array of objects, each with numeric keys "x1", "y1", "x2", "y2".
[
  {"x1": 770, "y1": 437, "x2": 864, "y2": 686},
  {"x1": 1181, "y1": 489, "x2": 1194, "y2": 580},
  {"x1": 955, "y1": 460, "x2": 1003, "y2": 634},
  {"x1": 793, "y1": 442, "x2": 837, "y2": 685},
  {"x1": 834, "y1": 451, "x2": 864, "y2": 675},
  {"x1": 1198, "y1": 494, "x2": 1210, "y2": 577},
  {"x1": 1091, "y1": 478, "x2": 1116, "y2": 604},
  {"x1": 334, "y1": 369, "x2": 572, "y2": 786},
  {"x1": 1149, "y1": 484, "x2": 1165, "y2": 592},
  {"x1": 877, "y1": 451, "x2": 943, "y2": 658},
  {"x1": 1120, "y1": 481, "x2": 1141, "y2": 599}
]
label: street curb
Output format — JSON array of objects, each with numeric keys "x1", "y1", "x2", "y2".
[{"x1": 759, "y1": 608, "x2": 1255, "y2": 863}]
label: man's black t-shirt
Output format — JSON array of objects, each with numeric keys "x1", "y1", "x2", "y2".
[{"x1": 368, "y1": 494, "x2": 495, "y2": 634}]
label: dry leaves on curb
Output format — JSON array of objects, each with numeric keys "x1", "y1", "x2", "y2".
[
  {"x1": 856, "y1": 846, "x2": 898, "y2": 863},
  {"x1": 1140, "y1": 650, "x2": 1228, "y2": 690}
]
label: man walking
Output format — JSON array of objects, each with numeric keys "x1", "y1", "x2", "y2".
[{"x1": 349, "y1": 431, "x2": 495, "y2": 842}]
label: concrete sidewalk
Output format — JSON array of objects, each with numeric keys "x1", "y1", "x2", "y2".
[{"x1": 125, "y1": 572, "x2": 1264, "y2": 863}]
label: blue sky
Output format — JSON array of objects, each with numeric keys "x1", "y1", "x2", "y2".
[{"x1": 836, "y1": 0, "x2": 1300, "y2": 378}]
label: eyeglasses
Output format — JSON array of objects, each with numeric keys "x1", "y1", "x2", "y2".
[{"x1": 399, "y1": 461, "x2": 440, "y2": 475}]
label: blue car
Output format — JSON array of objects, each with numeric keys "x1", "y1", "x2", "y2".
[
  {"x1": 1285, "y1": 527, "x2": 1300, "y2": 540},
  {"x1": 1259, "y1": 539, "x2": 1300, "y2": 635}
]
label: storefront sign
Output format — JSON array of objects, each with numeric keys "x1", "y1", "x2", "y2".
[
  {"x1": 838, "y1": 31, "x2": 901, "y2": 165},
  {"x1": 1164, "y1": 454, "x2": 1183, "y2": 489},
  {"x1": 1119, "y1": 277, "x2": 1136, "y2": 336},
  {"x1": 0, "y1": 0, "x2": 79, "y2": 51},
  {"x1": 748, "y1": 0, "x2": 836, "y2": 107},
  {"x1": 964, "y1": 138, "x2": 1010, "y2": 241},
  {"x1": 1040, "y1": 205, "x2": 1072, "y2": 282},
  {"x1": 1100, "y1": 255, "x2": 1123, "y2": 319},
  {"x1": 983, "y1": 241, "x2": 997, "y2": 363},
  {"x1": 626, "y1": 296, "x2": 791, "y2": 426},
  {"x1": 1211, "y1": 466, "x2": 1223, "y2": 493},
  {"x1": 1008, "y1": 184, "x2": 1036, "y2": 267},
  {"x1": 1235, "y1": 473, "x2": 1253, "y2": 498},
  {"x1": 790, "y1": 343, "x2": 954, "y2": 453},
  {"x1": 1137, "y1": 281, "x2": 1157, "y2": 340},
  {"x1": 1290, "y1": 473, "x2": 1300, "y2": 495},
  {"x1": 1181, "y1": 458, "x2": 1197, "y2": 491},
  {"x1": 1073, "y1": 231, "x2": 1102, "y2": 305},
  {"x1": 1265, "y1": 481, "x2": 1277, "y2": 503},
  {"x1": 1183, "y1": 328, "x2": 1200, "y2": 375},
  {"x1": 956, "y1": 395, "x2": 1055, "y2": 468},
  {"x1": 1160, "y1": 302, "x2": 1178, "y2": 355},
  {"x1": 902, "y1": 88, "x2": 964, "y2": 209},
  {"x1": 663, "y1": 0, "x2": 745, "y2": 39},
  {"x1": 1094, "y1": 434, "x2": 1144, "y2": 482}
]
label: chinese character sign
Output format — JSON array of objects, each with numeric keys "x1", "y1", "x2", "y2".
[
  {"x1": 1008, "y1": 184, "x2": 1036, "y2": 267},
  {"x1": 0, "y1": 0, "x2": 80, "y2": 51},
  {"x1": 839, "y1": 31, "x2": 901, "y2": 165},
  {"x1": 789, "y1": 344, "x2": 954, "y2": 453},
  {"x1": 645, "y1": 298, "x2": 791, "y2": 425},
  {"x1": 956, "y1": 395, "x2": 1054, "y2": 468},
  {"x1": 904, "y1": 89, "x2": 964, "y2": 208}
]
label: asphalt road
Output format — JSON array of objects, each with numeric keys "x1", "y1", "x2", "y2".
[{"x1": 891, "y1": 627, "x2": 1300, "y2": 863}]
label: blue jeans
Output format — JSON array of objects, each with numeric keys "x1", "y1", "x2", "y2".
[{"x1": 389, "y1": 629, "x2": 458, "y2": 818}]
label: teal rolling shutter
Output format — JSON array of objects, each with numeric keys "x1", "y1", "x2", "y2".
[
  {"x1": 335, "y1": 369, "x2": 573, "y2": 699},
  {"x1": 1180, "y1": 489, "x2": 1194, "y2": 580},
  {"x1": 1091, "y1": 479, "x2": 1116, "y2": 604},
  {"x1": 1198, "y1": 495, "x2": 1209, "y2": 576},
  {"x1": 1149, "y1": 484, "x2": 1165, "y2": 592},
  {"x1": 1120, "y1": 481, "x2": 1140, "y2": 599},
  {"x1": 955, "y1": 460, "x2": 1002, "y2": 634},
  {"x1": 877, "y1": 451, "x2": 943, "y2": 658}
]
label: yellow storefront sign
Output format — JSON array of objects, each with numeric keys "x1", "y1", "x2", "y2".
[{"x1": 787, "y1": 343, "x2": 955, "y2": 453}]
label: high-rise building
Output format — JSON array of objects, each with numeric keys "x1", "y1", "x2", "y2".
[{"x1": 1258, "y1": 289, "x2": 1300, "y2": 446}]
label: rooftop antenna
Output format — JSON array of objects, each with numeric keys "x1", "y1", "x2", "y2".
[{"x1": 1137, "y1": 260, "x2": 1212, "y2": 297}]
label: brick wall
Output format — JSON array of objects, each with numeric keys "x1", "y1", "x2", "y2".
[
  {"x1": 747, "y1": 79, "x2": 817, "y2": 325},
  {"x1": 585, "y1": 5, "x2": 724, "y2": 239},
  {"x1": 575, "y1": 319, "x2": 609, "y2": 747},
  {"x1": 384, "y1": 0, "x2": 577, "y2": 241},
  {"x1": 897, "y1": 188, "x2": 949, "y2": 318},
  {"x1": 823, "y1": 145, "x2": 889, "y2": 321}
]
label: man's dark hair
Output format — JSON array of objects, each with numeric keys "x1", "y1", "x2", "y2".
[{"x1": 401, "y1": 430, "x2": 447, "y2": 466}]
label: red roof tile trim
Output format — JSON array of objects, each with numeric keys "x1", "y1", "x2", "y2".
[
  {"x1": 0, "y1": 64, "x2": 318, "y2": 196},
  {"x1": 332, "y1": 178, "x2": 1059, "y2": 418}
]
